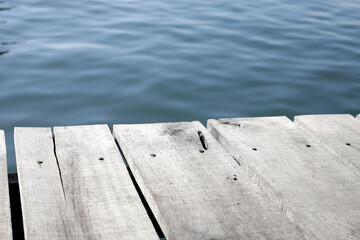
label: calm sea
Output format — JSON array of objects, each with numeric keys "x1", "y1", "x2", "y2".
[{"x1": 1, "y1": 0, "x2": 360, "y2": 172}]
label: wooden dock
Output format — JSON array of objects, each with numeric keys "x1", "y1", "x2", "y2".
[{"x1": 1, "y1": 114, "x2": 360, "y2": 239}]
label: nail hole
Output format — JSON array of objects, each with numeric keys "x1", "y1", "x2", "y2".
[
  {"x1": 306, "y1": 144, "x2": 311, "y2": 148},
  {"x1": 98, "y1": 157, "x2": 104, "y2": 161},
  {"x1": 252, "y1": 148, "x2": 257, "y2": 151},
  {"x1": 199, "y1": 150, "x2": 204, "y2": 153},
  {"x1": 37, "y1": 160, "x2": 43, "y2": 164},
  {"x1": 150, "y1": 154, "x2": 156, "y2": 157},
  {"x1": 233, "y1": 177, "x2": 238, "y2": 181},
  {"x1": 345, "y1": 143, "x2": 351, "y2": 146}
]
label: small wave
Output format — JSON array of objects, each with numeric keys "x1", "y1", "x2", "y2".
[{"x1": 42, "y1": 42, "x2": 107, "y2": 50}]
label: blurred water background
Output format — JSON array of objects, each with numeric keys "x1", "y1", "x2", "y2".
[{"x1": 1, "y1": 0, "x2": 360, "y2": 172}]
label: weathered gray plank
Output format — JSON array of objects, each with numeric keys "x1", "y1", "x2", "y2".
[
  {"x1": 15, "y1": 126, "x2": 158, "y2": 240},
  {"x1": 15, "y1": 127, "x2": 83, "y2": 240},
  {"x1": 114, "y1": 121, "x2": 306, "y2": 240},
  {"x1": 295, "y1": 114, "x2": 360, "y2": 175},
  {"x1": 208, "y1": 116, "x2": 360, "y2": 240},
  {"x1": 0, "y1": 131, "x2": 12, "y2": 240},
  {"x1": 53, "y1": 125, "x2": 158, "y2": 240}
]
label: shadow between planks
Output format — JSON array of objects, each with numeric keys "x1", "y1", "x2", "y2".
[{"x1": 3, "y1": 113, "x2": 360, "y2": 240}]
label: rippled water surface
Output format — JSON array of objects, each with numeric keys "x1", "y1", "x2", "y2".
[{"x1": 1, "y1": 0, "x2": 360, "y2": 172}]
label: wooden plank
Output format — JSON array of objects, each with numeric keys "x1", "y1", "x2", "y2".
[
  {"x1": 208, "y1": 116, "x2": 360, "y2": 240},
  {"x1": 15, "y1": 126, "x2": 158, "y2": 240},
  {"x1": 113, "y1": 121, "x2": 306, "y2": 240},
  {"x1": 53, "y1": 125, "x2": 158, "y2": 240},
  {"x1": 295, "y1": 114, "x2": 360, "y2": 175},
  {"x1": 0, "y1": 131, "x2": 12, "y2": 240},
  {"x1": 15, "y1": 127, "x2": 83, "y2": 240}
]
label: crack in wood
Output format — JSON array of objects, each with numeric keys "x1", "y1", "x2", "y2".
[
  {"x1": 219, "y1": 120, "x2": 241, "y2": 127},
  {"x1": 169, "y1": 129, "x2": 183, "y2": 136},
  {"x1": 52, "y1": 134, "x2": 66, "y2": 201}
]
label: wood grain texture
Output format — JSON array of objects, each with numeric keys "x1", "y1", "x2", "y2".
[
  {"x1": 208, "y1": 116, "x2": 360, "y2": 240},
  {"x1": 15, "y1": 126, "x2": 158, "y2": 240},
  {"x1": 53, "y1": 125, "x2": 158, "y2": 240},
  {"x1": 0, "y1": 131, "x2": 12, "y2": 240},
  {"x1": 15, "y1": 127, "x2": 79, "y2": 240},
  {"x1": 114, "y1": 121, "x2": 306, "y2": 240},
  {"x1": 295, "y1": 114, "x2": 360, "y2": 175}
]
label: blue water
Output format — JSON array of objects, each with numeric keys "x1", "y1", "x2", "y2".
[{"x1": 1, "y1": 0, "x2": 360, "y2": 172}]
